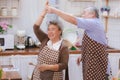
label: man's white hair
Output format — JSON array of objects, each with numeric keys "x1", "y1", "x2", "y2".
[{"x1": 85, "y1": 6, "x2": 99, "y2": 18}]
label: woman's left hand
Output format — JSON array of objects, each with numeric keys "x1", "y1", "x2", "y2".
[{"x1": 39, "y1": 64, "x2": 49, "y2": 72}]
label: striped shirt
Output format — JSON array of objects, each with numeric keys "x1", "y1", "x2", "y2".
[{"x1": 76, "y1": 17, "x2": 107, "y2": 45}]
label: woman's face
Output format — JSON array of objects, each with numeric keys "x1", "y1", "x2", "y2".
[{"x1": 47, "y1": 24, "x2": 61, "y2": 41}]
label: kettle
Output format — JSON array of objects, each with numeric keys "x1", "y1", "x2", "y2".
[{"x1": 25, "y1": 36, "x2": 35, "y2": 48}]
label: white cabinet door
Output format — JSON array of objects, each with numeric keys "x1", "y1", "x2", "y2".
[
  {"x1": 68, "y1": 53, "x2": 120, "y2": 80},
  {"x1": 68, "y1": 54, "x2": 83, "y2": 80},
  {"x1": 0, "y1": 55, "x2": 37, "y2": 80},
  {"x1": 1, "y1": 53, "x2": 120, "y2": 80}
]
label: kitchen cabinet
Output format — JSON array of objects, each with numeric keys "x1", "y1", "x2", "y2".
[
  {"x1": 1, "y1": 53, "x2": 120, "y2": 80},
  {"x1": 69, "y1": 53, "x2": 120, "y2": 80},
  {"x1": 0, "y1": 0, "x2": 20, "y2": 18},
  {"x1": 0, "y1": 55, "x2": 37, "y2": 80},
  {"x1": 1, "y1": 65, "x2": 22, "y2": 80},
  {"x1": 0, "y1": 48, "x2": 120, "y2": 80}
]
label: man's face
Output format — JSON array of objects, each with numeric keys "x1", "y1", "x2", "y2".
[{"x1": 81, "y1": 8, "x2": 95, "y2": 18}]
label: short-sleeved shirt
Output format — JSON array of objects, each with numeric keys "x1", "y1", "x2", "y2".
[{"x1": 76, "y1": 17, "x2": 107, "y2": 45}]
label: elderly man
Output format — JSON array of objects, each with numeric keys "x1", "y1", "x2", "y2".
[{"x1": 46, "y1": 5, "x2": 108, "y2": 80}]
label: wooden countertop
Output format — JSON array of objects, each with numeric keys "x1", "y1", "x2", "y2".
[
  {"x1": 0, "y1": 48, "x2": 39, "y2": 56},
  {"x1": 0, "y1": 47, "x2": 120, "y2": 56}
]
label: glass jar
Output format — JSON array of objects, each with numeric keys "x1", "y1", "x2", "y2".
[
  {"x1": 117, "y1": 9, "x2": 120, "y2": 17},
  {"x1": 11, "y1": 7, "x2": 17, "y2": 16},
  {"x1": 114, "y1": 8, "x2": 120, "y2": 18},
  {"x1": 1, "y1": 7, "x2": 7, "y2": 16}
]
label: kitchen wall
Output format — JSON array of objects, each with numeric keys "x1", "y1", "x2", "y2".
[
  {"x1": 1, "y1": 0, "x2": 120, "y2": 49},
  {"x1": 56, "y1": 0, "x2": 120, "y2": 49},
  {"x1": 1, "y1": 0, "x2": 47, "y2": 40},
  {"x1": 1, "y1": 0, "x2": 120, "y2": 80},
  {"x1": 105, "y1": 1, "x2": 120, "y2": 49}
]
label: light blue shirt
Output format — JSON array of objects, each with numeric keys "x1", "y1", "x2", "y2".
[{"x1": 76, "y1": 17, "x2": 107, "y2": 45}]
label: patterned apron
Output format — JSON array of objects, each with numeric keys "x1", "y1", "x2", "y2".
[
  {"x1": 32, "y1": 46, "x2": 63, "y2": 80},
  {"x1": 81, "y1": 33, "x2": 108, "y2": 80}
]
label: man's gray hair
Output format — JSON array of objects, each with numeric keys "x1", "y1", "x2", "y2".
[{"x1": 85, "y1": 6, "x2": 99, "y2": 18}]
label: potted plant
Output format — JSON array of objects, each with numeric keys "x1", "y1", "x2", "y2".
[
  {"x1": 0, "y1": 21, "x2": 12, "y2": 34},
  {"x1": 0, "y1": 68, "x2": 3, "y2": 79}
]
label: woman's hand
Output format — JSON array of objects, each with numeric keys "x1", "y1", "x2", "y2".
[
  {"x1": 45, "y1": 6, "x2": 54, "y2": 14},
  {"x1": 34, "y1": 0, "x2": 49, "y2": 26},
  {"x1": 45, "y1": 0, "x2": 77, "y2": 25},
  {"x1": 77, "y1": 56, "x2": 81, "y2": 66},
  {"x1": 39, "y1": 64, "x2": 59, "y2": 72},
  {"x1": 39, "y1": 0, "x2": 49, "y2": 17},
  {"x1": 45, "y1": 0, "x2": 57, "y2": 14},
  {"x1": 39, "y1": 64, "x2": 49, "y2": 72}
]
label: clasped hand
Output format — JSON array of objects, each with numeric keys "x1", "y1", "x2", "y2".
[{"x1": 38, "y1": 64, "x2": 49, "y2": 72}]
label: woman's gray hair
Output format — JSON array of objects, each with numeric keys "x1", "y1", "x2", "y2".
[
  {"x1": 48, "y1": 20, "x2": 63, "y2": 36},
  {"x1": 85, "y1": 6, "x2": 99, "y2": 18}
]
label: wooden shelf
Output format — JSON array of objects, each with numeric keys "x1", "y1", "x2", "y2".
[
  {"x1": 0, "y1": 16, "x2": 19, "y2": 18},
  {"x1": 69, "y1": 0, "x2": 96, "y2": 2},
  {"x1": 102, "y1": 15, "x2": 120, "y2": 19},
  {"x1": 0, "y1": 0, "x2": 19, "y2": 19}
]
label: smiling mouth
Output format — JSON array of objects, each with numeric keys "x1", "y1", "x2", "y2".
[{"x1": 49, "y1": 35, "x2": 54, "y2": 37}]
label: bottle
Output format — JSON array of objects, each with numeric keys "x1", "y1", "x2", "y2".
[{"x1": 75, "y1": 31, "x2": 81, "y2": 47}]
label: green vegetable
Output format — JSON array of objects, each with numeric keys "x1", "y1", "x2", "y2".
[{"x1": 70, "y1": 46, "x2": 77, "y2": 50}]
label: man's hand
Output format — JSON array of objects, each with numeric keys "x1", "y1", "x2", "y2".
[
  {"x1": 46, "y1": 6, "x2": 55, "y2": 13},
  {"x1": 77, "y1": 56, "x2": 81, "y2": 66}
]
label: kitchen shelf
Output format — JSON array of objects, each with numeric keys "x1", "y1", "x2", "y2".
[
  {"x1": 0, "y1": 16, "x2": 19, "y2": 18},
  {"x1": 69, "y1": 0, "x2": 96, "y2": 2},
  {"x1": 102, "y1": 15, "x2": 120, "y2": 19},
  {"x1": 0, "y1": 0, "x2": 19, "y2": 19},
  {"x1": 74, "y1": 14, "x2": 120, "y2": 19}
]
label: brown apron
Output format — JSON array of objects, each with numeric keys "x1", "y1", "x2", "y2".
[
  {"x1": 32, "y1": 46, "x2": 63, "y2": 80},
  {"x1": 81, "y1": 33, "x2": 108, "y2": 80}
]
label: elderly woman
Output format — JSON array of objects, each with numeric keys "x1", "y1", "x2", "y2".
[{"x1": 31, "y1": 5, "x2": 69, "y2": 80}]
